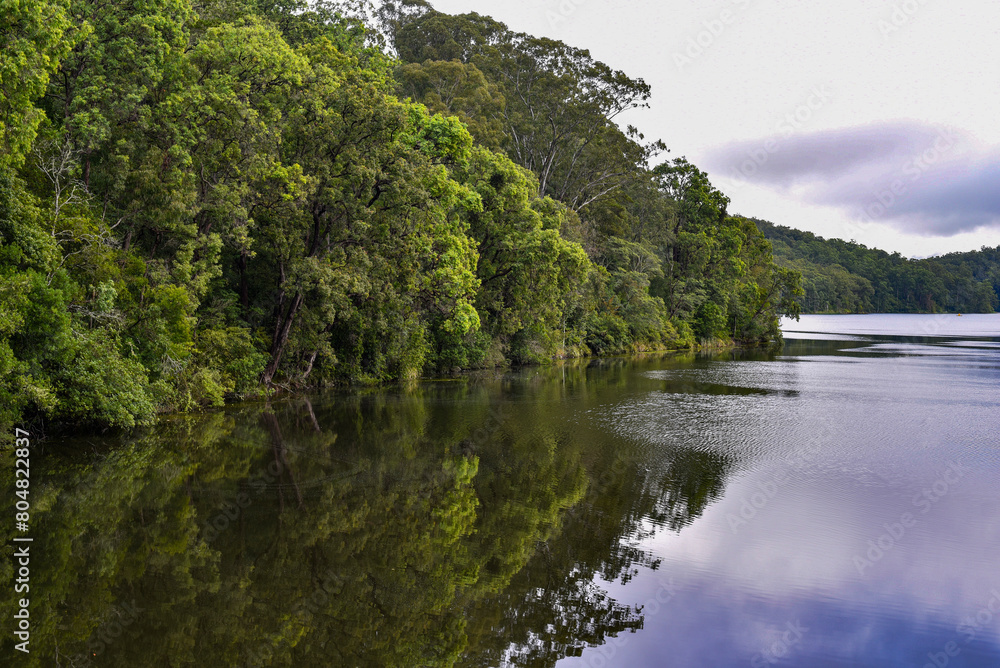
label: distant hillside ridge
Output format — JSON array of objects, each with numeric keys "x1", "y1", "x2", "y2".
[{"x1": 753, "y1": 219, "x2": 1000, "y2": 314}]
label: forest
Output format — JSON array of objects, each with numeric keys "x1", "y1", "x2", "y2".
[
  {"x1": 757, "y1": 220, "x2": 1000, "y2": 314},
  {"x1": 1, "y1": 0, "x2": 806, "y2": 431}
]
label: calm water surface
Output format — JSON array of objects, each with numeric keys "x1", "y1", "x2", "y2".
[{"x1": 3, "y1": 314, "x2": 999, "y2": 667}]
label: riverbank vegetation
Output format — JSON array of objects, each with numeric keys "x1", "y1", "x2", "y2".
[
  {"x1": 1, "y1": 0, "x2": 801, "y2": 431},
  {"x1": 758, "y1": 220, "x2": 1000, "y2": 314}
]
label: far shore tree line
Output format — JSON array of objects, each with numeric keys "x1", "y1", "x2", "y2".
[{"x1": 758, "y1": 220, "x2": 1000, "y2": 314}]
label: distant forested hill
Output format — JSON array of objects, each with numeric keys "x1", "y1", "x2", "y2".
[{"x1": 755, "y1": 220, "x2": 1000, "y2": 313}]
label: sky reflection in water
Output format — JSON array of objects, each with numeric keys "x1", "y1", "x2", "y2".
[{"x1": 559, "y1": 314, "x2": 1000, "y2": 668}]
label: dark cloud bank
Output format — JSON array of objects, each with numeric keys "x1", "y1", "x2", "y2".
[{"x1": 704, "y1": 121, "x2": 1000, "y2": 237}]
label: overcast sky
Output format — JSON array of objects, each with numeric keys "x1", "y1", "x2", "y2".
[{"x1": 430, "y1": 0, "x2": 1000, "y2": 257}]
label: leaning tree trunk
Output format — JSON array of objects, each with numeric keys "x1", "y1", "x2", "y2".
[{"x1": 262, "y1": 292, "x2": 303, "y2": 385}]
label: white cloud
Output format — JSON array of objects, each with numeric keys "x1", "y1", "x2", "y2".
[{"x1": 429, "y1": 0, "x2": 1000, "y2": 255}]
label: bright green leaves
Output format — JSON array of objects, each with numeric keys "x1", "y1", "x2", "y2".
[
  {"x1": 395, "y1": 58, "x2": 506, "y2": 150},
  {"x1": 188, "y1": 18, "x2": 308, "y2": 133},
  {"x1": 55, "y1": 328, "x2": 157, "y2": 428},
  {"x1": 0, "y1": 0, "x2": 79, "y2": 168},
  {"x1": 170, "y1": 326, "x2": 268, "y2": 409},
  {"x1": 53, "y1": 0, "x2": 191, "y2": 152},
  {"x1": 152, "y1": 284, "x2": 196, "y2": 353},
  {"x1": 239, "y1": 36, "x2": 487, "y2": 384},
  {"x1": 0, "y1": 173, "x2": 60, "y2": 271},
  {"x1": 182, "y1": 17, "x2": 310, "y2": 259},
  {"x1": 453, "y1": 147, "x2": 590, "y2": 363},
  {"x1": 648, "y1": 160, "x2": 801, "y2": 343},
  {"x1": 388, "y1": 9, "x2": 802, "y2": 353},
  {"x1": 94, "y1": 280, "x2": 116, "y2": 313},
  {"x1": 407, "y1": 104, "x2": 475, "y2": 164},
  {"x1": 0, "y1": 269, "x2": 65, "y2": 422},
  {"x1": 0, "y1": 255, "x2": 157, "y2": 429}
]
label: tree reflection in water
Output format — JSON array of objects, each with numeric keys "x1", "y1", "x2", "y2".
[{"x1": 2, "y1": 359, "x2": 733, "y2": 667}]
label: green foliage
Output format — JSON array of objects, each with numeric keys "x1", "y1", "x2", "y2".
[
  {"x1": 395, "y1": 58, "x2": 506, "y2": 150},
  {"x1": 451, "y1": 147, "x2": 590, "y2": 364},
  {"x1": 584, "y1": 312, "x2": 632, "y2": 356},
  {"x1": 393, "y1": 9, "x2": 665, "y2": 213},
  {"x1": 0, "y1": 175, "x2": 154, "y2": 430},
  {"x1": 0, "y1": 0, "x2": 802, "y2": 431},
  {"x1": 197, "y1": 327, "x2": 268, "y2": 397},
  {"x1": 0, "y1": 0, "x2": 81, "y2": 168},
  {"x1": 648, "y1": 162, "x2": 801, "y2": 344},
  {"x1": 166, "y1": 326, "x2": 268, "y2": 410},
  {"x1": 693, "y1": 300, "x2": 727, "y2": 341},
  {"x1": 759, "y1": 220, "x2": 999, "y2": 314},
  {"x1": 55, "y1": 328, "x2": 157, "y2": 428}
]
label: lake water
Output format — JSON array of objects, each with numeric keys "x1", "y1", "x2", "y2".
[{"x1": 4, "y1": 314, "x2": 1000, "y2": 666}]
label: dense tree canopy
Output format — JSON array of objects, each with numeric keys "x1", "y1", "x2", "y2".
[
  {"x1": 1, "y1": 0, "x2": 801, "y2": 431},
  {"x1": 759, "y1": 220, "x2": 1000, "y2": 314}
]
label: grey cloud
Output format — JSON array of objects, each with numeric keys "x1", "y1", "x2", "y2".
[
  {"x1": 703, "y1": 121, "x2": 1000, "y2": 236},
  {"x1": 704, "y1": 122, "x2": 951, "y2": 186},
  {"x1": 882, "y1": 158, "x2": 1000, "y2": 233}
]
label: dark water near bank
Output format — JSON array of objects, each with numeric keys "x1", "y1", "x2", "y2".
[{"x1": 3, "y1": 314, "x2": 1000, "y2": 666}]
